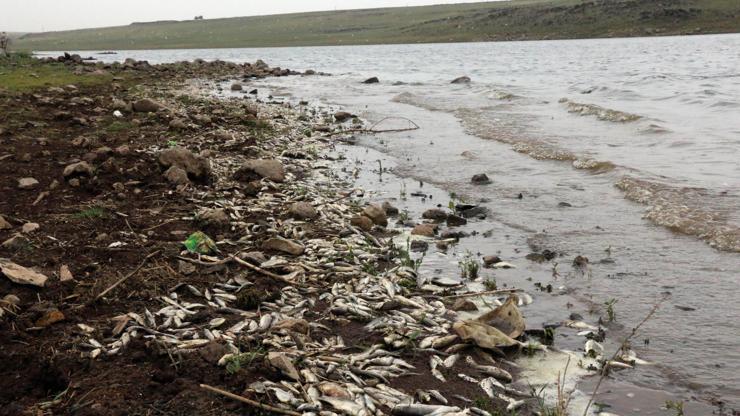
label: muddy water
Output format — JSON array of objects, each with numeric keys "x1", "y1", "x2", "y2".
[{"x1": 53, "y1": 34, "x2": 740, "y2": 412}]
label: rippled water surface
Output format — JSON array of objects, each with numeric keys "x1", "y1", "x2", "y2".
[{"x1": 47, "y1": 34, "x2": 740, "y2": 412}]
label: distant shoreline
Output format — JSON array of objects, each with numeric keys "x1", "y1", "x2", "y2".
[{"x1": 14, "y1": 0, "x2": 740, "y2": 51}]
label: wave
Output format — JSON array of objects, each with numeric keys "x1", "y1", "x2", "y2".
[
  {"x1": 616, "y1": 177, "x2": 740, "y2": 252},
  {"x1": 560, "y1": 98, "x2": 643, "y2": 123}
]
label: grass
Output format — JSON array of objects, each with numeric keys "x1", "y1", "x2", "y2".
[
  {"x1": 13, "y1": 0, "x2": 740, "y2": 51},
  {"x1": 106, "y1": 120, "x2": 134, "y2": 133},
  {"x1": 459, "y1": 251, "x2": 480, "y2": 279},
  {"x1": 0, "y1": 53, "x2": 113, "y2": 92},
  {"x1": 73, "y1": 206, "x2": 108, "y2": 220}
]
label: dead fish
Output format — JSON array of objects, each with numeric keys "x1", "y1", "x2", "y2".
[
  {"x1": 442, "y1": 354, "x2": 459, "y2": 368},
  {"x1": 391, "y1": 404, "x2": 461, "y2": 416},
  {"x1": 465, "y1": 356, "x2": 512, "y2": 383},
  {"x1": 564, "y1": 320, "x2": 599, "y2": 331},
  {"x1": 458, "y1": 373, "x2": 478, "y2": 383},
  {"x1": 320, "y1": 396, "x2": 368, "y2": 415}
]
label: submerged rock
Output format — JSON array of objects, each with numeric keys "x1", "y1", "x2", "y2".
[
  {"x1": 451, "y1": 76, "x2": 471, "y2": 84},
  {"x1": 471, "y1": 174, "x2": 492, "y2": 185}
]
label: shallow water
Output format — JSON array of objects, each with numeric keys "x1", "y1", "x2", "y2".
[{"x1": 47, "y1": 34, "x2": 740, "y2": 412}]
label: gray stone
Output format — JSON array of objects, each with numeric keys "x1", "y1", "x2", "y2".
[
  {"x1": 471, "y1": 173, "x2": 492, "y2": 185},
  {"x1": 262, "y1": 237, "x2": 305, "y2": 256},
  {"x1": 451, "y1": 76, "x2": 471, "y2": 84},
  {"x1": 63, "y1": 161, "x2": 94, "y2": 178},
  {"x1": 234, "y1": 159, "x2": 286, "y2": 183},
  {"x1": 132, "y1": 99, "x2": 162, "y2": 113},
  {"x1": 163, "y1": 166, "x2": 190, "y2": 185},
  {"x1": 288, "y1": 202, "x2": 318, "y2": 220},
  {"x1": 158, "y1": 146, "x2": 211, "y2": 179},
  {"x1": 446, "y1": 214, "x2": 468, "y2": 227},
  {"x1": 363, "y1": 204, "x2": 388, "y2": 227},
  {"x1": 17, "y1": 177, "x2": 39, "y2": 190}
]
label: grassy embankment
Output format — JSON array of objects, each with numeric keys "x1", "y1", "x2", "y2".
[
  {"x1": 0, "y1": 53, "x2": 113, "y2": 92},
  {"x1": 12, "y1": 0, "x2": 740, "y2": 51}
]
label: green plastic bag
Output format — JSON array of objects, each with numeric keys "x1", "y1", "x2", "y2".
[{"x1": 183, "y1": 232, "x2": 218, "y2": 255}]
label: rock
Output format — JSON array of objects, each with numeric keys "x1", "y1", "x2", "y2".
[
  {"x1": 199, "y1": 342, "x2": 230, "y2": 364},
  {"x1": 234, "y1": 159, "x2": 285, "y2": 183},
  {"x1": 164, "y1": 166, "x2": 190, "y2": 185},
  {"x1": 267, "y1": 352, "x2": 301, "y2": 381},
  {"x1": 471, "y1": 174, "x2": 492, "y2": 185},
  {"x1": 363, "y1": 77, "x2": 380, "y2": 84},
  {"x1": 273, "y1": 318, "x2": 310, "y2": 334},
  {"x1": 334, "y1": 111, "x2": 353, "y2": 122},
  {"x1": 114, "y1": 145, "x2": 131, "y2": 156},
  {"x1": 350, "y1": 216, "x2": 374, "y2": 232},
  {"x1": 262, "y1": 237, "x2": 305, "y2": 256},
  {"x1": 132, "y1": 99, "x2": 162, "y2": 113},
  {"x1": 573, "y1": 255, "x2": 589, "y2": 267},
  {"x1": 158, "y1": 146, "x2": 211, "y2": 179},
  {"x1": 412, "y1": 223, "x2": 437, "y2": 237},
  {"x1": 17, "y1": 177, "x2": 40, "y2": 190},
  {"x1": 35, "y1": 309, "x2": 65, "y2": 327},
  {"x1": 230, "y1": 83, "x2": 243, "y2": 91},
  {"x1": 21, "y1": 223, "x2": 40, "y2": 234},
  {"x1": 68, "y1": 178, "x2": 81, "y2": 187},
  {"x1": 451, "y1": 76, "x2": 471, "y2": 84},
  {"x1": 422, "y1": 209, "x2": 448, "y2": 222},
  {"x1": 169, "y1": 118, "x2": 187, "y2": 130},
  {"x1": 0, "y1": 259, "x2": 48, "y2": 287},
  {"x1": 362, "y1": 204, "x2": 388, "y2": 227},
  {"x1": 288, "y1": 202, "x2": 318, "y2": 221},
  {"x1": 63, "y1": 161, "x2": 94, "y2": 178},
  {"x1": 410, "y1": 240, "x2": 429, "y2": 253},
  {"x1": 2, "y1": 234, "x2": 30, "y2": 250},
  {"x1": 452, "y1": 299, "x2": 478, "y2": 312},
  {"x1": 483, "y1": 255, "x2": 502, "y2": 267},
  {"x1": 382, "y1": 201, "x2": 399, "y2": 217},
  {"x1": 197, "y1": 208, "x2": 230, "y2": 226},
  {"x1": 446, "y1": 214, "x2": 468, "y2": 227},
  {"x1": 59, "y1": 265, "x2": 74, "y2": 282},
  {"x1": 0, "y1": 215, "x2": 11, "y2": 230},
  {"x1": 441, "y1": 230, "x2": 468, "y2": 240},
  {"x1": 459, "y1": 206, "x2": 490, "y2": 219},
  {"x1": 558, "y1": 202, "x2": 573, "y2": 208}
]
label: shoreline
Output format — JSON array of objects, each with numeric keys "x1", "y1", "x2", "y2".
[{"x1": 0, "y1": 54, "x2": 718, "y2": 415}]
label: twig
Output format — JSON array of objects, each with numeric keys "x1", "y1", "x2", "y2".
[
  {"x1": 82, "y1": 250, "x2": 161, "y2": 307},
  {"x1": 176, "y1": 254, "x2": 295, "y2": 284},
  {"x1": 582, "y1": 294, "x2": 669, "y2": 416},
  {"x1": 200, "y1": 384, "x2": 301, "y2": 416},
  {"x1": 443, "y1": 288, "x2": 522, "y2": 299}
]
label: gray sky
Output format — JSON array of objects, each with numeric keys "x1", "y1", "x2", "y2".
[{"x1": 2, "y1": 0, "x2": 488, "y2": 32}]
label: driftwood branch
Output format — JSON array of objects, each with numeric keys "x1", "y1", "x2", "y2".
[
  {"x1": 200, "y1": 384, "x2": 301, "y2": 416},
  {"x1": 325, "y1": 116, "x2": 420, "y2": 137}
]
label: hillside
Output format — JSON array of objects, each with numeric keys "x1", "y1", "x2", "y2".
[{"x1": 14, "y1": 0, "x2": 740, "y2": 51}]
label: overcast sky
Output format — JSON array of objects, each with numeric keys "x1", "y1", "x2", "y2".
[{"x1": 2, "y1": 0, "x2": 489, "y2": 32}]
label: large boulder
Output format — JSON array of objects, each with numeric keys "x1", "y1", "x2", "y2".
[
  {"x1": 363, "y1": 204, "x2": 388, "y2": 227},
  {"x1": 234, "y1": 159, "x2": 285, "y2": 183},
  {"x1": 158, "y1": 147, "x2": 211, "y2": 179},
  {"x1": 132, "y1": 99, "x2": 162, "y2": 113}
]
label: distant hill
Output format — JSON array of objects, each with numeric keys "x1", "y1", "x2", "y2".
[{"x1": 14, "y1": 0, "x2": 740, "y2": 51}]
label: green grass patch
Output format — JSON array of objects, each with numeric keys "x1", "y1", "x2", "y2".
[
  {"x1": 73, "y1": 206, "x2": 108, "y2": 220},
  {"x1": 0, "y1": 53, "x2": 113, "y2": 93},
  {"x1": 106, "y1": 120, "x2": 134, "y2": 133}
]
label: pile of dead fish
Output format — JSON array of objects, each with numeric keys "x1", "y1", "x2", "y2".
[{"x1": 70, "y1": 82, "x2": 651, "y2": 416}]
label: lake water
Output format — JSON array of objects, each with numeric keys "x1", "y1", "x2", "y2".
[{"x1": 44, "y1": 34, "x2": 740, "y2": 413}]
